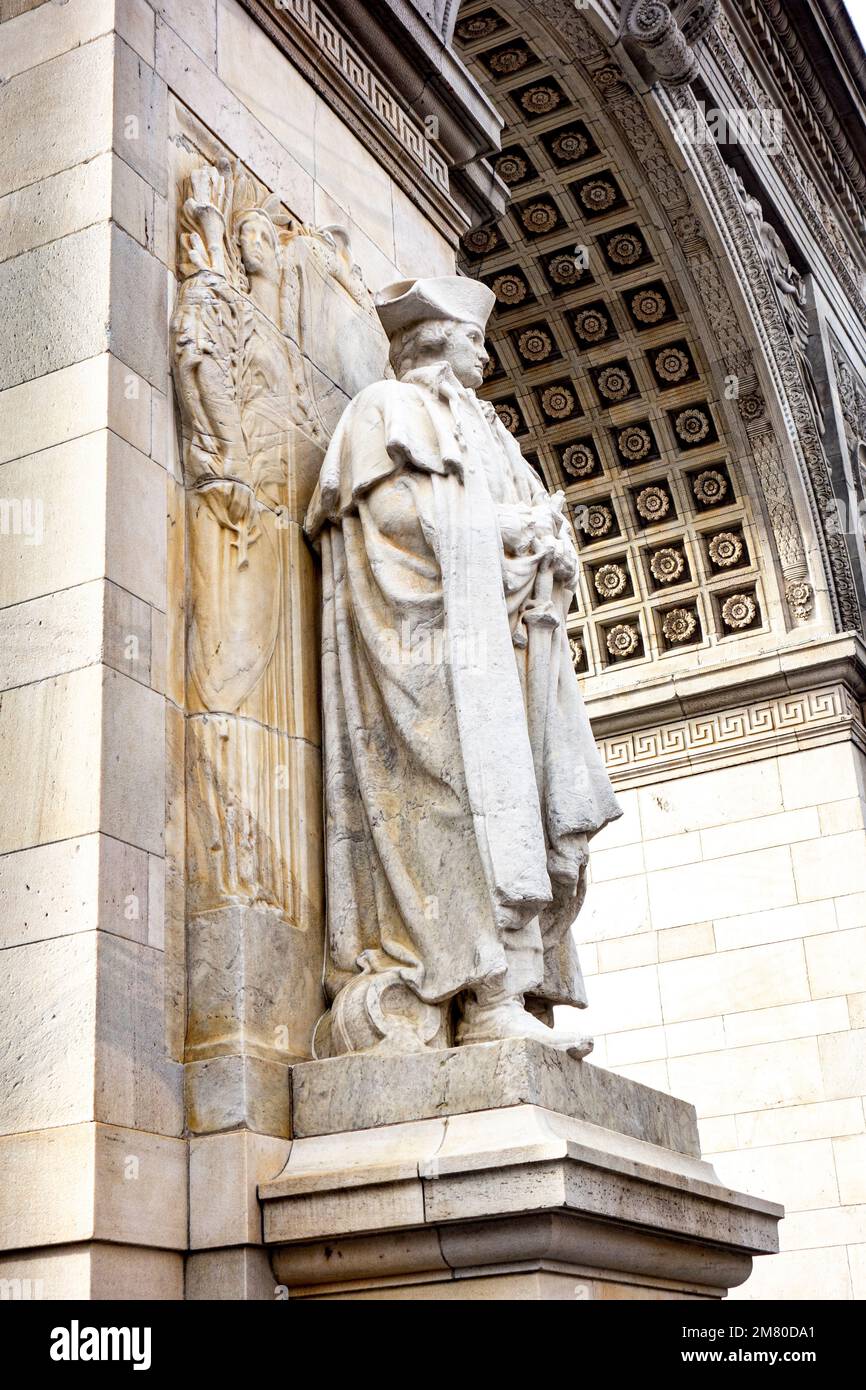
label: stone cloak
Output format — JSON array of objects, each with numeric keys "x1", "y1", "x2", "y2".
[{"x1": 306, "y1": 364, "x2": 621, "y2": 1011}]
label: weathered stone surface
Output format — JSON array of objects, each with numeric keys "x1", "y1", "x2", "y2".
[
  {"x1": 0, "y1": 666, "x2": 102, "y2": 857},
  {"x1": 94, "y1": 933, "x2": 183, "y2": 1135},
  {"x1": 0, "y1": 1242, "x2": 183, "y2": 1301},
  {"x1": 185, "y1": 1054, "x2": 291, "y2": 1138},
  {"x1": 109, "y1": 224, "x2": 168, "y2": 388},
  {"x1": 113, "y1": 35, "x2": 168, "y2": 196},
  {"x1": 189, "y1": 1130, "x2": 290, "y2": 1248},
  {"x1": 105, "y1": 433, "x2": 167, "y2": 609},
  {"x1": 291, "y1": 1038, "x2": 701, "y2": 1155},
  {"x1": 0, "y1": 1119, "x2": 186, "y2": 1257},
  {"x1": 0, "y1": 832, "x2": 149, "y2": 950},
  {"x1": 101, "y1": 667, "x2": 166, "y2": 856},
  {"x1": 262, "y1": 1089, "x2": 782, "y2": 1300},
  {"x1": 0, "y1": 581, "x2": 147, "y2": 693},
  {"x1": 156, "y1": 18, "x2": 314, "y2": 223},
  {"x1": 185, "y1": 1246, "x2": 277, "y2": 1301},
  {"x1": 0, "y1": 355, "x2": 109, "y2": 465},
  {"x1": 0, "y1": 222, "x2": 111, "y2": 390},
  {"x1": 0, "y1": 35, "x2": 113, "y2": 199},
  {"x1": 0, "y1": 929, "x2": 182, "y2": 1137},
  {"x1": 185, "y1": 904, "x2": 323, "y2": 1065},
  {"x1": 0, "y1": 152, "x2": 109, "y2": 262}
]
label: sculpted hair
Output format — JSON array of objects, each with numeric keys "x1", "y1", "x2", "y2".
[{"x1": 388, "y1": 318, "x2": 461, "y2": 377}]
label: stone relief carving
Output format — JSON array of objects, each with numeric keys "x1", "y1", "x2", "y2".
[
  {"x1": 668, "y1": 91, "x2": 859, "y2": 630},
  {"x1": 833, "y1": 343, "x2": 866, "y2": 476},
  {"x1": 829, "y1": 339, "x2": 866, "y2": 609},
  {"x1": 730, "y1": 171, "x2": 825, "y2": 438},
  {"x1": 725, "y1": 2, "x2": 866, "y2": 247},
  {"x1": 535, "y1": 0, "x2": 820, "y2": 630},
  {"x1": 171, "y1": 158, "x2": 378, "y2": 919},
  {"x1": 620, "y1": 0, "x2": 720, "y2": 86},
  {"x1": 305, "y1": 275, "x2": 622, "y2": 1060},
  {"x1": 170, "y1": 157, "x2": 390, "y2": 1083},
  {"x1": 709, "y1": 16, "x2": 866, "y2": 308}
]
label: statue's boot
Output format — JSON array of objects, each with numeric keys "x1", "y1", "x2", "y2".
[{"x1": 456, "y1": 993, "x2": 593, "y2": 1060}]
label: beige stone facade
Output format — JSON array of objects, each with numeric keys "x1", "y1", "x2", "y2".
[
  {"x1": 579, "y1": 733, "x2": 866, "y2": 1298},
  {"x1": 1, "y1": 0, "x2": 864, "y2": 1300}
]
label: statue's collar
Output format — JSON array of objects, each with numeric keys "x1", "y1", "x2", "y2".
[{"x1": 399, "y1": 361, "x2": 471, "y2": 400}]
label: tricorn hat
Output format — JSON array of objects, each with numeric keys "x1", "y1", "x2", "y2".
[{"x1": 374, "y1": 275, "x2": 496, "y2": 337}]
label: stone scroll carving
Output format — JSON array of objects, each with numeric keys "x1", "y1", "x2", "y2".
[
  {"x1": 620, "y1": 0, "x2": 720, "y2": 86},
  {"x1": 170, "y1": 157, "x2": 388, "y2": 1086}
]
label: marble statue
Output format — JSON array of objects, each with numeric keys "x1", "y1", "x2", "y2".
[{"x1": 306, "y1": 275, "x2": 622, "y2": 1059}]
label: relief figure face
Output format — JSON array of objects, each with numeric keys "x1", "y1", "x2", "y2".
[{"x1": 237, "y1": 212, "x2": 280, "y2": 283}]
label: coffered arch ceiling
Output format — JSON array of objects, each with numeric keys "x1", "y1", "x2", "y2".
[{"x1": 454, "y1": 1, "x2": 829, "y2": 697}]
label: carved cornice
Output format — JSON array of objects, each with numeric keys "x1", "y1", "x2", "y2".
[
  {"x1": 707, "y1": 16, "x2": 866, "y2": 299},
  {"x1": 237, "y1": 0, "x2": 507, "y2": 239},
  {"x1": 588, "y1": 635, "x2": 866, "y2": 783},
  {"x1": 736, "y1": 0, "x2": 866, "y2": 231},
  {"x1": 599, "y1": 682, "x2": 866, "y2": 784}
]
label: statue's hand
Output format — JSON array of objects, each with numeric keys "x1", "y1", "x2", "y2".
[
  {"x1": 497, "y1": 503, "x2": 535, "y2": 556},
  {"x1": 550, "y1": 533, "x2": 579, "y2": 584},
  {"x1": 197, "y1": 478, "x2": 262, "y2": 565},
  {"x1": 528, "y1": 500, "x2": 579, "y2": 583}
]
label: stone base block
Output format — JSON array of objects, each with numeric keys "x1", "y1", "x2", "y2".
[
  {"x1": 0, "y1": 1243, "x2": 183, "y2": 1300},
  {"x1": 185, "y1": 1246, "x2": 278, "y2": 1301},
  {"x1": 185, "y1": 1054, "x2": 291, "y2": 1137},
  {"x1": 260, "y1": 1042, "x2": 782, "y2": 1301}
]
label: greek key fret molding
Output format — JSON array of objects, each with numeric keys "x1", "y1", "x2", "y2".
[
  {"x1": 236, "y1": 0, "x2": 489, "y2": 241},
  {"x1": 599, "y1": 684, "x2": 865, "y2": 784},
  {"x1": 266, "y1": 0, "x2": 448, "y2": 189}
]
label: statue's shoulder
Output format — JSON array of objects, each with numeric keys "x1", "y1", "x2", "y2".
[{"x1": 349, "y1": 377, "x2": 414, "y2": 411}]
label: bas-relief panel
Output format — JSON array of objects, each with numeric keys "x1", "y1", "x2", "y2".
[{"x1": 165, "y1": 103, "x2": 389, "y2": 1074}]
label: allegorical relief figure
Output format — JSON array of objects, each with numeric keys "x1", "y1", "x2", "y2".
[
  {"x1": 733, "y1": 170, "x2": 825, "y2": 436},
  {"x1": 306, "y1": 277, "x2": 622, "y2": 1058},
  {"x1": 170, "y1": 158, "x2": 377, "y2": 923}
]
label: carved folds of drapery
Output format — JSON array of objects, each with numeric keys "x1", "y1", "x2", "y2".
[
  {"x1": 620, "y1": 0, "x2": 720, "y2": 86},
  {"x1": 170, "y1": 158, "x2": 385, "y2": 926}
]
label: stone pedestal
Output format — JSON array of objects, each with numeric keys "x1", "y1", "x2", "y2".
[{"x1": 260, "y1": 1040, "x2": 782, "y2": 1300}]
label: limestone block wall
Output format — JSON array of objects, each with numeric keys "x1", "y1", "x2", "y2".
[
  {"x1": 576, "y1": 730, "x2": 866, "y2": 1300},
  {"x1": 0, "y1": 0, "x2": 456, "y2": 1299}
]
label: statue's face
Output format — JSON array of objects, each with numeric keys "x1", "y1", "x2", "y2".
[
  {"x1": 238, "y1": 214, "x2": 279, "y2": 281},
  {"x1": 442, "y1": 321, "x2": 489, "y2": 389}
]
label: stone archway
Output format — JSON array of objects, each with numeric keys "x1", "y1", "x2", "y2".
[{"x1": 454, "y1": 0, "x2": 857, "y2": 706}]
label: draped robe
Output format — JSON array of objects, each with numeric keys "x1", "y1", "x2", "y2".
[{"x1": 306, "y1": 362, "x2": 621, "y2": 1014}]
